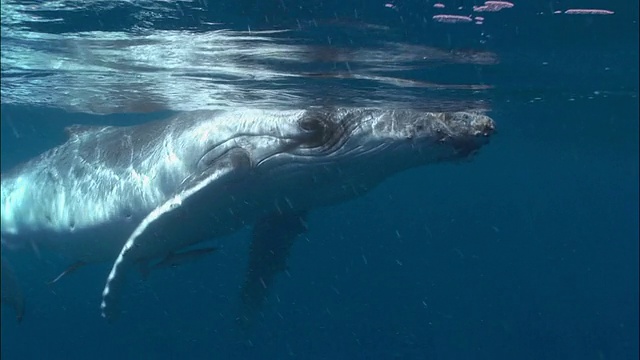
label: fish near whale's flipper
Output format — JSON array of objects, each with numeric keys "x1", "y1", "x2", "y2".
[
  {"x1": 239, "y1": 211, "x2": 308, "y2": 325},
  {"x1": 48, "y1": 261, "x2": 87, "y2": 285},
  {"x1": 138, "y1": 247, "x2": 218, "y2": 280},
  {"x1": 101, "y1": 150, "x2": 250, "y2": 321},
  {"x1": 1, "y1": 257, "x2": 25, "y2": 323}
]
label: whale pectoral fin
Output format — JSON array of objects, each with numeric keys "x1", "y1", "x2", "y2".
[
  {"x1": 1, "y1": 257, "x2": 26, "y2": 323},
  {"x1": 101, "y1": 157, "x2": 246, "y2": 321},
  {"x1": 239, "y1": 211, "x2": 308, "y2": 325},
  {"x1": 47, "y1": 261, "x2": 87, "y2": 285}
]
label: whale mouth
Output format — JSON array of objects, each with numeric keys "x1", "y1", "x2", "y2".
[
  {"x1": 471, "y1": 115, "x2": 496, "y2": 138},
  {"x1": 452, "y1": 120, "x2": 495, "y2": 157}
]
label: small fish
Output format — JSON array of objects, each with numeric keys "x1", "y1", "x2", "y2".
[
  {"x1": 139, "y1": 247, "x2": 218, "y2": 280},
  {"x1": 48, "y1": 261, "x2": 87, "y2": 285}
]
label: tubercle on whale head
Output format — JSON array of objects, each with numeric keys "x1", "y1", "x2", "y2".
[
  {"x1": 368, "y1": 110, "x2": 495, "y2": 167},
  {"x1": 350, "y1": 109, "x2": 495, "y2": 146},
  {"x1": 379, "y1": 110, "x2": 495, "y2": 158},
  {"x1": 397, "y1": 111, "x2": 495, "y2": 141},
  {"x1": 443, "y1": 111, "x2": 495, "y2": 138}
]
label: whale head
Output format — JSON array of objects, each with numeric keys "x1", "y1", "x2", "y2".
[
  {"x1": 257, "y1": 108, "x2": 494, "y2": 174},
  {"x1": 241, "y1": 108, "x2": 496, "y2": 207},
  {"x1": 167, "y1": 108, "x2": 494, "y2": 178},
  {"x1": 297, "y1": 108, "x2": 494, "y2": 160}
]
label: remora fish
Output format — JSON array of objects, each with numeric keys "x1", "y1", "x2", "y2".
[{"x1": 0, "y1": 108, "x2": 495, "y2": 321}]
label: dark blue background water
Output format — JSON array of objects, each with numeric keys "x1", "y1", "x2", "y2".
[{"x1": 1, "y1": 0, "x2": 638, "y2": 359}]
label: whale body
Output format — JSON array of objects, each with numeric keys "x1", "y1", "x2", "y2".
[{"x1": 0, "y1": 108, "x2": 495, "y2": 321}]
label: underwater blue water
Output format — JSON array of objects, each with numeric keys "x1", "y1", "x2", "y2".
[{"x1": 1, "y1": 0, "x2": 638, "y2": 359}]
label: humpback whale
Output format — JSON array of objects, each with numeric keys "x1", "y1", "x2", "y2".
[{"x1": 0, "y1": 108, "x2": 495, "y2": 321}]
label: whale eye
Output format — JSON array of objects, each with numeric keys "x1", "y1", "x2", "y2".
[
  {"x1": 299, "y1": 116, "x2": 325, "y2": 133},
  {"x1": 298, "y1": 114, "x2": 332, "y2": 148}
]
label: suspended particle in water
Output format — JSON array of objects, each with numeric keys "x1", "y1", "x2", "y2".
[
  {"x1": 485, "y1": 1, "x2": 514, "y2": 8},
  {"x1": 564, "y1": 9, "x2": 614, "y2": 15},
  {"x1": 432, "y1": 14, "x2": 473, "y2": 23},
  {"x1": 474, "y1": 1, "x2": 514, "y2": 12}
]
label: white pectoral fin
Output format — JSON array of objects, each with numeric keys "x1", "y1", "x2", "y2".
[{"x1": 100, "y1": 163, "x2": 242, "y2": 321}]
